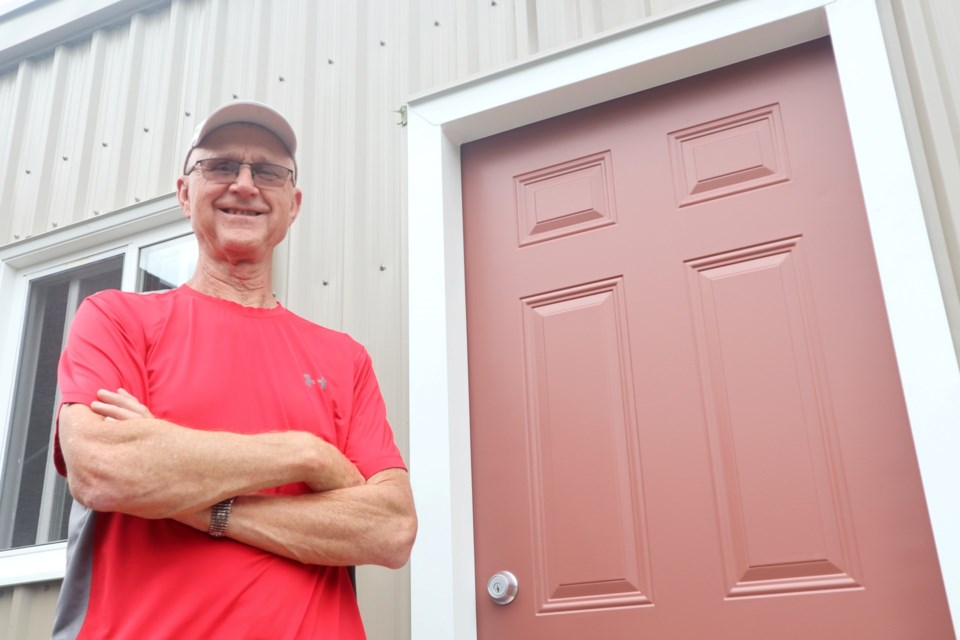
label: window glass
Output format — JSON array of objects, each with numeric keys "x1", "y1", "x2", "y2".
[
  {"x1": 138, "y1": 234, "x2": 197, "y2": 293},
  {"x1": 0, "y1": 256, "x2": 123, "y2": 550},
  {"x1": 0, "y1": 230, "x2": 195, "y2": 552}
]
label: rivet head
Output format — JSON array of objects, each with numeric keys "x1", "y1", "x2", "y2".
[
  {"x1": 434, "y1": 20, "x2": 440, "y2": 26},
  {"x1": 279, "y1": 76, "x2": 285, "y2": 81},
  {"x1": 232, "y1": 93, "x2": 239, "y2": 99},
  {"x1": 25, "y1": 169, "x2": 31, "y2": 174},
  {"x1": 102, "y1": 142, "x2": 108, "y2": 147},
  {"x1": 185, "y1": 111, "x2": 191, "y2": 116},
  {"x1": 379, "y1": 40, "x2": 386, "y2": 46},
  {"x1": 327, "y1": 59, "x2": 334, "y2": 64},
  {"x1": 13, "y1": 234, "x2": 20, "y2": 239},
  {"x1": 94, "y1": 210, "x2": 100, "y2": 215},
  {"x1": 62, "y1": 156, "x2": 68, "y2": 161},
  {"x1": 143, "y1": 127, "x2": 149, "y2": 132},
  {"x1": 322, "y1": 280, "x2": 329, "y2": 286},
  {"x1": 379, "y1": 265, "x2": 386, "y2": 271},
  {"x1": 134, "y1": 197, "x2": 141, "y2": 202},
  {"x1": 52, "y1": 222, "x2": 58, "y2": 227}
]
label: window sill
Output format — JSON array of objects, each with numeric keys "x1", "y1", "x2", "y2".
[{"x1": 0, "y1": 542, "x2": 66, "y2": 586}]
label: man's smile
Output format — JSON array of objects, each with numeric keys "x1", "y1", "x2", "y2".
[{"x1": 219, "y1": 207, "x2": 265, "y2": 216}]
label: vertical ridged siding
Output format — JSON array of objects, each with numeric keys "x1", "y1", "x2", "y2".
[
  {"x1": 3, "y1": 0, "x2": 960, "y2": 639},
  {"x1": 0, "y1": 581, "x2": 59, "y2": 639},
  {"x1": 884, "y1": 0, "x2": 960, "y2": 361}
]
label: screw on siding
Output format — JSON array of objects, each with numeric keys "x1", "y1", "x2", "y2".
[
  {"x1": 62, "y1": 156, "x2": 68, "y2": 161},
  {"x1": 279, "y1": 75, "x2": 285, "y2": 81},
  {"x1": 322, "y1": 280, "x2": 329, "y2": 286},
  {"x1": 434, "y1": 20, "x2": 440, "y2": 26},
  {"x1": 52, "y1": 222, "x2": 58, "y2": 228},
  {"x1": 135, "y1": 197, "x2": 141, "y2": 202},
  {"x1": 94, "y1": 210, "x2": 100, "y2": 215},
  {"x1": 379, "y1": 40, "x2": 386, "y2": 46},
  {"x1": 25, "y1": 169, "x2": 30, "y2": 174},
  {"x1": 327, "y1": 59, "x2": 334, "y2": 65},
  {"x1": 143, "y1": 127, "x2": 149, "y2": 132},
  {"x1": 102, "y1": 142, "x2": 108, "y2": 147},
  {"x1": 379, "y1": 265, "x2": 386, "y2": 271},
  {"x1": 491, "y1": 0, "x2": 497, "y2": 5},
  {"x1": 13, "y1": 235, "x2": 19, "y2": 239},
  {"x1": 233, "y1": 93, "x2": 239, "y2": 99},
  {"x1": 185, "y1": 111, "x2": 191, "y2": 116}
]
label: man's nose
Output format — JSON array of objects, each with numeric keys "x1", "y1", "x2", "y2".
[{"x1": 230, "y1": 164, "x2": 259, "y2": 196}]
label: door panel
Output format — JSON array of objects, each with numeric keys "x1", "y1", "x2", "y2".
[{"x1": 462, "y1": 38, "x2": 953, "y2": 639}]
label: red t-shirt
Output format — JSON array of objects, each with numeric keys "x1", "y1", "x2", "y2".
[{"x1": 53, "y1": 286, "x2": 405, "y2": 639}]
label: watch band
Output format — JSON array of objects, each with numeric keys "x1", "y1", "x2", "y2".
[{"x1": 209, "y1": 497, "x2": 235, "y2": 538}]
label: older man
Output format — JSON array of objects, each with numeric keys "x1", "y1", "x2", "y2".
[{"x1": 53, "y1": 101, "x2": 416, "y2": 639}]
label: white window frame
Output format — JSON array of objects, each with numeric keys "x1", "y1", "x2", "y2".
[
  {"x1": 406, "y1": 0, "x2": 960, "y2": 636},
  {"x1": 0, "y1": 193, "x2": 188, "y2": 587}
]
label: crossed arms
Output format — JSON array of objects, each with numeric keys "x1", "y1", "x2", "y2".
[{"x1": 58, "y1": 389, "x2": 417, "y2": 569}]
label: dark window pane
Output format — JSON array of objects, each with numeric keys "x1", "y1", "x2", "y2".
[{"x1": 1, "y1": 255, "x2": 123, "y2": 550}]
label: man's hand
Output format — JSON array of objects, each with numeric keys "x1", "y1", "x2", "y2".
[
  {"x1": 304, "y1": 440, "x2": 365, "y2": 492},
  {"x1": 91, "y1": 388, "x2": 154, "y2": 421}
]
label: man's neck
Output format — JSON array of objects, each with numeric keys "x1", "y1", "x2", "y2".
[{"x1": 186, "y1": 260, "x2": 278, "y2": 308}]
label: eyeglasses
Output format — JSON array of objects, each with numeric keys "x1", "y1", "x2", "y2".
[{"x1": 187, "y1": 158, "x2": 296, "y2": 187}]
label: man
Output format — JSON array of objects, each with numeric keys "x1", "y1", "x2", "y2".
[{"x1": 52, "y1": 101, "x2": 416, "y2": 639}]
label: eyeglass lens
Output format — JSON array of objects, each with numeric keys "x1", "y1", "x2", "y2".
[{"x1": 196, "y1": 159, "x2": 292, "y2": 186}]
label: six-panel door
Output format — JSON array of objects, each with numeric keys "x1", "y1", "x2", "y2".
[{"x1": 462, "y1": 39, "x2": 953, "y2": 639}]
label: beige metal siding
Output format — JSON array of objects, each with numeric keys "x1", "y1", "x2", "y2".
[
  {"x1": 880, "y1": 0, "x2": 960, "y2": 363},
  {"x1": 3, "y1": 0, "x2": 959, "y2": 638},
  {"x1": 0, "y1": 582, "x2": 58, "y2": 639}
]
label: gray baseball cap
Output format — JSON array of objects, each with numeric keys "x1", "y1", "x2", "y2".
[{"x1": 182, "y1": 100, "x2": 298, "y2": 175}]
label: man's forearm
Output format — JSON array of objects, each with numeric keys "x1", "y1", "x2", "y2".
[
  {"x1": 59, "y1": 401, "x2": 363, "y2": 519},
  {"x1": 175, "y1": 468, "x2": 417, "y2": 569}
]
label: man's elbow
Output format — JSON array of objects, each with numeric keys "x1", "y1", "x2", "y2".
[
  {"x1": 65, "y1": 460, "x2": 136, "y2": 514},
  {"x1": 380, "y1": 512, "x2": 418, "y2": 570}
]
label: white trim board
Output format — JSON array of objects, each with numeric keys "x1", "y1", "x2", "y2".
[
  {"x1": 0, "y1": 0, "x2": 166, "y2": 72},
  {"x1": 405, "y1": 0, "x2": 960, "y2": 637}
]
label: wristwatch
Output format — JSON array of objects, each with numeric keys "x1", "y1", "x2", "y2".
[{"x1": 209, "y1": 497, "x2": 235, "y2": 538}]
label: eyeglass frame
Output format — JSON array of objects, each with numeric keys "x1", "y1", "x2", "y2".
[{"x1": 185, "y1": 157, "x2": 297, "y2": 187}]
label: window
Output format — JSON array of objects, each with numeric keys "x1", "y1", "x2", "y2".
[
  {"x1": 0, "y1": 256, "x2": 123, "y2": 550},
  {"x1": 0, "y1": 197, "x2": 194, "y2": 584}
]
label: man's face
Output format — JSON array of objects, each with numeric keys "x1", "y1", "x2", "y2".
[{"x1": 176, "y1": 123, "x2": 302, "y2": 266}]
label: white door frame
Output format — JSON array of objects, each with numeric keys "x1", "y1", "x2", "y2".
[{"x1": 406, "y1": 0, "x2": 960, "y2": 636}]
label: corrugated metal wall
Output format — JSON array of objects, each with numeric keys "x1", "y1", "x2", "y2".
[
  {"x1": 1, "y1": 0, "x2": 958, "y2": 638},
  {"x1": 881, "y1": 0, "x2": 960, "y2": 361},
  {"x1": 0, "y1": 581, "x2": 58, "y2": 639}
]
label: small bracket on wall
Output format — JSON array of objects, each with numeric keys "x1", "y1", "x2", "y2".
[{"x1": 395, "y1": 105, "x2": 408, "y2": 127}]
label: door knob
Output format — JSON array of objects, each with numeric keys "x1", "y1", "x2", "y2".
[{"x1": 487, "y1": 571, "x2": 519, "y2": 605}]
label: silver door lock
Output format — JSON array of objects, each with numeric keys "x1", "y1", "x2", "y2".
[{"x1": 487, "y1": 571, "x2": 519, "y2": 605}]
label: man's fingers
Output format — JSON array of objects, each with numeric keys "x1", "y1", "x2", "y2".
[
  {"x1": 93, "y1": 389, "x2": 155, "y2": 420},
  {"x1": 90, "y1": 400, "x2": 140, "y2": 421}
]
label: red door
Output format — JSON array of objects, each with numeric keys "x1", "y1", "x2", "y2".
[{"x1": 462, "y1": 39, "x2": 953, "y2": 639}]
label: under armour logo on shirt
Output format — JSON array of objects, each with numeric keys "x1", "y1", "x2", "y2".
[{"x1": 304, "y1": 374, "x2": 327, "y2": 390}]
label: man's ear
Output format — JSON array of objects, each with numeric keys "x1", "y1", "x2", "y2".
[
  {"x1": 288, "y1": 187, "x2": 303, "y2": 228},
  {"x1": 176, "y1": 176, "x2": 191, "y2": 219}
]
